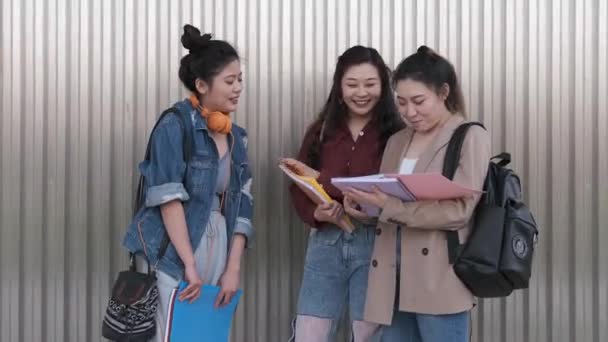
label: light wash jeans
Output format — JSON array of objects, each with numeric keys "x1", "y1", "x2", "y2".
[
  {"x1": 380, "y1": 310, "x2": 470, "y2": 342},
  {"x1": 292, "y1": 225, "x2": 381, "y2": 342}
]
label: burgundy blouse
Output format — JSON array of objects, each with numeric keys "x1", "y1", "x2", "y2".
[{"x1": 290, "y1": 120, "x2": 386, "y2": 227}]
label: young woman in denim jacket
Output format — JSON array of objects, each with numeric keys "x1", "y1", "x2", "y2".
[
  {"x1": 344, "y1": 47, "x2": 491, "y2": 342},
  {"x1": 283, "y1": 46, "x2": 404, "y2": 341},
  {"x1": 122, "y1": 25, "x2": 254, "y2": 341}
]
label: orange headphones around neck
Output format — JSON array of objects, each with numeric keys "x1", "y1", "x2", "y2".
[{"x1": 189, "y1": 94, "x2": 232, "y2": 134}]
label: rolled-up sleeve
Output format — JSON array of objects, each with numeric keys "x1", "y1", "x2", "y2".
[
  {"x1": 234, "y1": 132, "x2": 255, "y2": 247},
  {"x1": 139, "y1": 115, "x2": 190, "y2": 207},
  {"x1": 234, "y1": 216, "x2": 254, "y2": 246}
]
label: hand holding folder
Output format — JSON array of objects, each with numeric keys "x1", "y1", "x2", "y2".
[
  {"x1": 279, "y1": 159, "x2": 329, "y2": 204},
  {"x1": 279, "y1": 159, "x2": 355, "y2": 232},
  {"x1": 166, "y1": 282, "x2": 242, "y2": 342},
  {"x1": 332, "y1": 173, "x2": 481, "y2": 216}
]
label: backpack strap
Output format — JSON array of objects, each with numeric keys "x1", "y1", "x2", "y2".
[
  {"x1": 442, "y1": 122, "x2": 485, "y2": 264},
  {"x1": 134, "y1": 107, "x2": 193, "y2": 211},
  {"x1": 130, "y1": 106, "x2": 194, "y2": 271},
  {"x1": 442, "y1": 122, "x2": 485, "y2": 179},
  {"x1": 493, "y1": 152, "x2": 511, "y2": 167}
]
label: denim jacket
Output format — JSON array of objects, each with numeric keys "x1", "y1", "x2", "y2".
[{"x1": 122, "y1": 99, "x2": 254, "y2": 280}]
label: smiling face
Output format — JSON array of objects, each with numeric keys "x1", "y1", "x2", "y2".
[
  {"x1": 196, "y1": 59, "x2": 243, "y2": 113},
  {"x1": 340, "y1": 63, "x2": 382, "y2": 118},
  {"x1": 394, "y1": 78, "x2": 452, "y2": 133}
]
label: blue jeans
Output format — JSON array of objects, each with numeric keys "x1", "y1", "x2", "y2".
[
  {"x1": 295, "y1": 225, "x2": 379, "y2": 341},
  {"x1": 380, "y1": 310, "x2": 470, "y2": 342}
]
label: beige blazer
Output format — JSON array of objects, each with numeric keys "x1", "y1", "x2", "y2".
[{"x1": 363, "y1": 114, "x2": 491, "y2": 325}]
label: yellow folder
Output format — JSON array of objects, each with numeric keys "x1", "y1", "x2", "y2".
[{"x1": 279, "y1": 164, "x2": 354, "y2": 230}]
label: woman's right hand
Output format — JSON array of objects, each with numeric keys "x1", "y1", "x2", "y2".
[
  {"x1": 343, "y1": 194, "x2": 374, "y2": 224},
  {"x1": 179, "y1": 263, "x2": 203, "y2": 303},
  {"x1": 314, "y1": 201, "x2": 355, "y2": 232},
  {"x1": 280, "y1": 158, "x2": 320, "y2": 179}
]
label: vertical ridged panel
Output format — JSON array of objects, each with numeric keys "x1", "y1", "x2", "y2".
[{"x1": 1, "y1": 1, "x2": 606, "y2": 341}]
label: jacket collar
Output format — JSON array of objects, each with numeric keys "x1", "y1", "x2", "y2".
[
  {"x1": 381, "y1": 114, "x2": 465, "y2": 173},
  {"x1": 174, "y1": 98, "x2": 209, "y2": 131}
]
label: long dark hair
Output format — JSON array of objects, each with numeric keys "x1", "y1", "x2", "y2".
[
  {"x1": 178, "y1": 24, "x2": 239, "y2": 93},
  {"x1": 306, "y1": 45, "x2": 405, "y2": 168},
  {"x1": 393, "y1": 45, "x2": 465, "y2": 115}
]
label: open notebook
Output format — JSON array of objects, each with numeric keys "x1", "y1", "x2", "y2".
[
  {"x1": 165, "y1": 282, "x2": 242, "y2": 342},
  {"x1": 331, "y1": 173, "x2": 481, "y2": 216}
]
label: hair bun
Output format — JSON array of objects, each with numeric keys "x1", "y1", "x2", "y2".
[
  {"x1": 417, "y1": 45, "x2": 434, "y2": 55},
  {"x1": 181, "y1": 24, "x2": 213, "y2": 52}
]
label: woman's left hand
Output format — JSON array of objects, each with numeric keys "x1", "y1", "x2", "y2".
[
  {"x1": 344, "y1": 187, "x2": 390, "y2": 209},
  {"x1": 215, "y1": 267, "x2": 240, "y2": 308}
]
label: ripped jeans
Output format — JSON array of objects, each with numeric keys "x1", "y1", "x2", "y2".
[{"x1": 292, "y1": 225, "x2": 380, "y2": 342}]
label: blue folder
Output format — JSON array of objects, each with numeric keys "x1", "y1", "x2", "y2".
[{"x1": 167, "y1": 281, "x2": 242, "y2": 342}]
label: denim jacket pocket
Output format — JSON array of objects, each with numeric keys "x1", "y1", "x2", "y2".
[
  {"x1": 189, "y1": 155, "x2": 213, "y2": 169},
  {"x1": 187, "y1": 155, "x2": 214, "y2": 191}
]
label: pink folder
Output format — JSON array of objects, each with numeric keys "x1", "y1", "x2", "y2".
[{"x1": 386, "y1": 172, "x2": 481, "y2": 200}]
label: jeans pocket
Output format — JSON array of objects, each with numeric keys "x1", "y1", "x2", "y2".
[
  {"x1": 304, "y1": 234, "x2": 342, "y2": 275},
  {"x1": 312, "y1": 227, "x2": 342, "y2": 246}
]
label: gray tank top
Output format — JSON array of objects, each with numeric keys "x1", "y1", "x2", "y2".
[{"x1": 215, "y1": 152, "x2": 230, "y2": 194}]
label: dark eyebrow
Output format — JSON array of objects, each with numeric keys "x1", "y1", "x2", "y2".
[
  {"x1": 224, "y1": 72, "x2": 243, "y2": 79},
  {"x1": 345, "y1": 77, "x2": 379, "y2": 81}
]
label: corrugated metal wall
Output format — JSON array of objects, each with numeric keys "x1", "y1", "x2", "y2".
[{"x1": 1, "y1": 0, "x2": 606, "y2": 341}]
